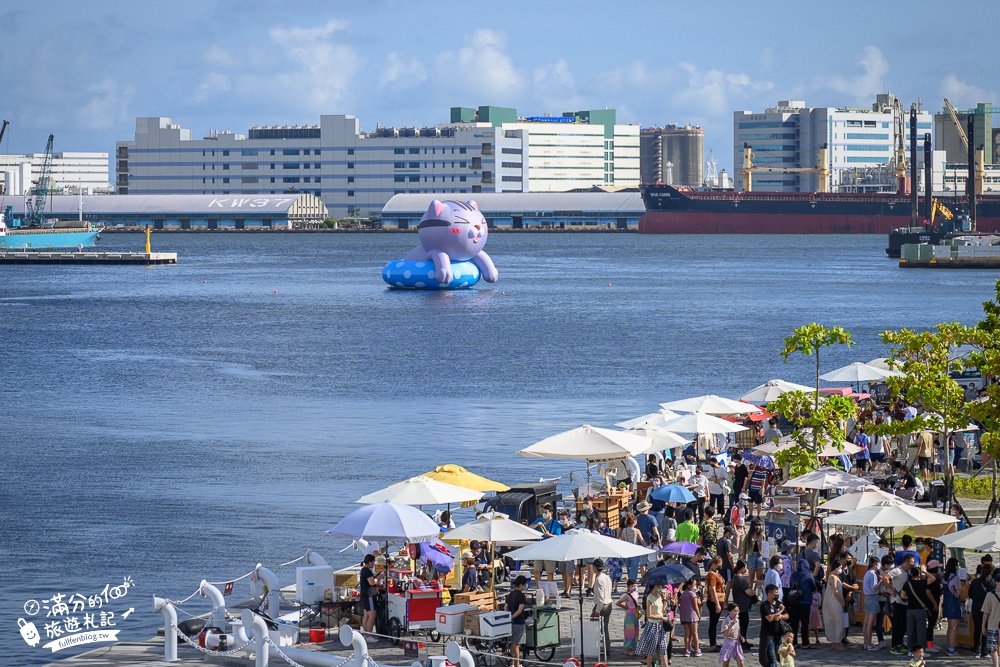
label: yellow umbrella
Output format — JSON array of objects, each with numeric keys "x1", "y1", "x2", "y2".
[{"x1": 418, "y1": 464, "x2": 509, "y2": 493}]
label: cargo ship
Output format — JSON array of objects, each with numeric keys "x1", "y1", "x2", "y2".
[
  {"x1": 638, "y1": 183, "x2": 1000, "y2": 237},
  {"x1": 0, "y1": 219, "x2": 102, "y2": 249}
]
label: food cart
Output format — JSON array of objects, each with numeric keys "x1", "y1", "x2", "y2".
[
  {"x1": 523, "y1": 606, "x2": 560, "y2": 661},
  {"x1": 384, "y1": 569, "x2": 445, "y2": 643}
]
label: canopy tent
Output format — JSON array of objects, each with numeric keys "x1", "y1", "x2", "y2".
[
  {"x1": 659, "y1": 394, "x2": 763, "y2": 415},
  {"x1": 507, "y1": 530, "x2": 655, "y2": 666},
  {"x1": 516, "y1": 424, "x2": 655, "y2": 463},
  {"x1": 824, "y1": 500, "x2": 957, "y2": 538},
  {"x1": 782, "y1": 466, "x2": 869, "y2": 491},
  {"x1": 356, "y1": 475, "x2": 484, "y2": 506},
  {"x1": 816, "y1": 486, "x2": 911, "y2": 512},
  {"x1": 417, "y1": 464, "x2": 510, "y2": 492},
  {"x1": 738, "y1": 379, "x2": 815, "y2": 404},
  {"x1": 938, "y1": 519, "x2": 1000, "y2": 551}
]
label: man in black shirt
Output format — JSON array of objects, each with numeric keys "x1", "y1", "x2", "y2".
[
  {"x1": 904, "y1": 567, "x2": 929, "y2": 650},
  {"x1": 759, "y1": 584, "x2": 787, "y2": 667},
  {"x1": 506, "y1": 575, "x2": 529, "y2": 667}
]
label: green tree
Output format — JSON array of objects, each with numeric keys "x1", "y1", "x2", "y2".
[
  {"x1": 769, "y1": 324, "x2": 856, "y2": 475},
  {"x1": 878, "y1": 322, "x2": 973, "y2": 513},
  {"x1": 966, "y1": 280, "x2": 1000, "y2": 518}
]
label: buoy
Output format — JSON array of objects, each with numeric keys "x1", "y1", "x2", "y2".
[
  {"x1": 563, "y1": 659, "x2": 580, "y2": 667},
  {"x1": 501, "y1": 291, "x2": 506, "y2": 295},
  {"x1": 273, "y1": 290, "x2": 278, "y2": 294},
  {"x1": 203, "y1": 280, "x2": 207, "y2": 284},
  {"x1": 607, "y1": 283, "x2": 612, "y2": 287}
]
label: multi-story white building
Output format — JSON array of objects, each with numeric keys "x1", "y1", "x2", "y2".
[
  {"x1": 0, "y1": 152, "x2": 110, "y2": 197},
  {"x1": 115, "y1": 106, "x2": 640, "y2": 219},
  {"x1": 733, "y1": 95, "x2": 934, "y2": 193}
]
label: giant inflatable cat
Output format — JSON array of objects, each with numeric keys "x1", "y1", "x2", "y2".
[{"x1": 382, "y1": 199, "x2": 498, "y2": 289}]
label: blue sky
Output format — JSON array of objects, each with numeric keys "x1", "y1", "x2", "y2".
[{"x1": 1, "y1": 0, "x2": 996, "y2": 174}]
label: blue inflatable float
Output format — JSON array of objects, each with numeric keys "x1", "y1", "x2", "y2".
[
  {"x1": 381, "y1": 199, "x2": 498, "y2": 290},
  {"x1": 382, "y1": 260, "x2": 480, "y2": 289}
]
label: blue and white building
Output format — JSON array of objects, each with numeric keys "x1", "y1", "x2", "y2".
[
  {"x1": 733, "y1": 95, "x2": 936, "y2": 193},
  {"x1": 115, "y1": 107, "x2": 640, "y2": 219}
]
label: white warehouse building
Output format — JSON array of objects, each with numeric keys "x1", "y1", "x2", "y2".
[
  {"x1": 0, "y1": 152, "x2": 110, "y2": 196},
  {"x1": 115, "y1": 106, "x2": 640, "y2": 220},
  {"x1": 733, "y1": 94, "x2": 935, "y2": 193}
]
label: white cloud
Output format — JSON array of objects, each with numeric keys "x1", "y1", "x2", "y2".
[
  {"x1": 79, "y1": 77, "x2": 135, "y2": 129},
  {"x1": 674, "y1": 63, "x2": 774, "y2": 116},
  {"x1": 191, "y1": 72, "x2": 231, "y2": 104},
  {"x1": 380, "y1": 52, "x2": 427, "y2": 89},
  {"x1": 822, "y1": 46, "x2": 888, "y2": 103},
  {"x1": 941, "y1": 74, "x2": 996, "y2": 110},
  {"x1": 265, "y1": 19, "x2": 364, "y2": 110},
  {"x1": 594, "y1": 60, "x2": 674, "y2": 95},
  {"x1": 432, "y1": 29, "x2": 522, "y2": 99},
  {"x1": 532, "y1": 59, "x2": 586, "y2": 111}
]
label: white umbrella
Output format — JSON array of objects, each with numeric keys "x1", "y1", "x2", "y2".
[
  {"x1": 326, "y1": 501, "x2": 442, "y2": 543},
  {"x1": 356, "y1": 475, "x2": 484, "y2": 506},
  {"x1": 444, "y1": 514, "x2": 544, "y2": 545},
  {"x1": 508, "y1": 531, "x2": 655, "y2": 666},
  {"x1": 820, "y1": 362, "x2": 894, "y2": 383},
  {"x1": 817, "y1": 487, "x2": 912, "y2": 512},
  {"x1": 867, "y1": 357, "x2": 901, "y2": 373},
  {"x1": 659, "y1": 394, "x2": 763, "y2": 415},
  {"x1": 506, "y1": 528, "x2": 655, "y2": 562},
  {"x1": 632, "y1": 425, "x2": 691, "y2": 450},
  {"x1": 516, "y1": 424, "x2": 654, "y2": 462},
  {"x1": 938, "y1": 519, "x2": 1000, "y2": 550},
  {"x1": 755, "y1": 435, "x2": 861, "y2": 458},
  {"x1": 657, "y1": 411, "x2": 750, "y2": 436},
  {"x1": 782, "y1": 465, "x2": 869, "y2": 491},
  {"x1": 615, "y1": 409, "x2": 681, "y2": 430},
  {"x1": 824, "y1": 500, "x2": 957, "y2": 537},
  {"x1": 738, "y1": 379, "x2": 815, "y2": 404}
]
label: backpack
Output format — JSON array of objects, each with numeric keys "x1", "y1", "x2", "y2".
[{"x1": 785, "y1": 581, "x2": 803, "y2": 605}]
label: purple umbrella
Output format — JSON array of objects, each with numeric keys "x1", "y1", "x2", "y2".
[
  {"x1": 418, "y1": 540, "x2": 456, "y2": 574},
  {"x1": 661, "y1": 541, "x2": 700, "y2": 555},
  {"x1": 740, "y1": 452, "x2": 776, "y2": 470}
]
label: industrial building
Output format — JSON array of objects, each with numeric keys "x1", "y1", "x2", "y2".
[
  {"x1": 380, "y1": 191, "x2": 644, "y2": 229},
  {"x1": 1, "y1": 193, "x2": 327, "y2": 229},
  {"x1": 733, "y1": 95, "x2": 934, "y2": 192},
  {"x1": 0, "y1": 152, "x2": 110, "y2": 196},
  {"x1": 115, "y1": 106, "x2": 640, "y2": 220},
  {"x1": 640, "y1": 125, "x2": 704, "y2": 186}
]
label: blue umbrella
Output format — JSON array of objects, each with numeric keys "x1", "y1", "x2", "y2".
[
  {"x1": 640, "y1": 563, "x2": 696, "y2": 586},
  {"x1": 326, "y1": 501, "x2": 441, "y2": 542},
  {"x1": 648, "y1": 483, "x2": 696, "y2": 504}
]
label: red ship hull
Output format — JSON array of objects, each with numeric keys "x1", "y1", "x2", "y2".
[{"x1": 638, "y1": 210, "x2": 913, "y2": 234}]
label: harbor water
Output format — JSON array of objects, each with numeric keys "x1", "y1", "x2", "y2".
[{"x1": 2, "y1": 231, "x2": 996, "y2": 664}]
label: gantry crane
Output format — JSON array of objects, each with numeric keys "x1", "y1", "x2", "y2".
[
  {"x1": 739, "y1": 144, "x2": 830, "y2": 192},
  {"x1": 943, "y1": 97, "x2": 985, "y2": 196}
]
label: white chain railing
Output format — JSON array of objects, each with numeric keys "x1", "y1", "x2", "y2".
[{"x1": 173, "y1": 625, "x2": 256, "y2": 657}]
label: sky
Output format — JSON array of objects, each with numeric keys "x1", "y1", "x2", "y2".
[{"x1": 1, "y1": 0, "x2": 997, "y2": 175}]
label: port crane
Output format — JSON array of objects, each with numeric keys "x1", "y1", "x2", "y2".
[
  {"x1": 943, "y1": 97, "x2": 985, "y2": 196},
  {"x1": 739, "y1": 144, "x2": 830, "y2": 192},
  {"x1": 891, "y1": 98, "x2": 909, "y2": 192},
  {"x1": 24, "y1": 133, "x2": 54, "y2": 227}
]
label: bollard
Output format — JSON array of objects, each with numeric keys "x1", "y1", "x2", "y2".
[{"x1": 152, "y1": 596, "x2": 179, "y2": 662}]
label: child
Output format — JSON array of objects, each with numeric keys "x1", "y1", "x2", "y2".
[
  {"x1": 909, "y1": 645, "x2": 925, "y2": 667},
  {"x1": 809, "y1": 590, "x2": 823, "y2": 645},
  {"x1": 679, "y1": 579, "x2": 702, "y2": 657},
  {"x1": 778, "y1": 631, "x2": 796, "y2": 667},
  {"x1": 719, "y1": 603, "x2": 744, "y2": 667}
]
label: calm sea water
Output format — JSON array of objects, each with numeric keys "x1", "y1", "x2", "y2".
[{"x1": 1, "y1": 231, "x2": 996, "y2": 663}]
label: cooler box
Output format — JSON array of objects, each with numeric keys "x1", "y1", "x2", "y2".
[
  {"x1": 479, "y1": 611, "x2": 511, "y2": 638},
  {"x1": 436, "y1": 604, "x2": 478, "y2": 635},
  {"x1": 296, "y1": 565, "x2": 335, "y2": 604}
]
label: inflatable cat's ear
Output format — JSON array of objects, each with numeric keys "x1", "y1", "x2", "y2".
[
  {"x1": 426, "y1": 200, "x2": 445, "y2": 217},
  {"x1": 466, "y1": 200, "x2": 479, "y2": 211}
]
